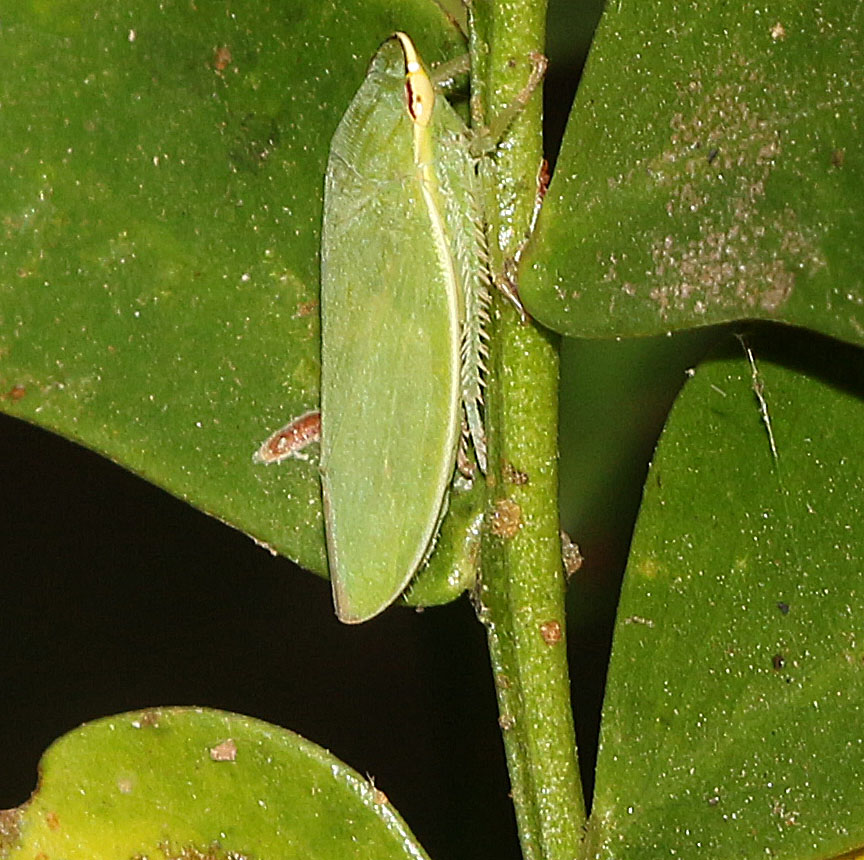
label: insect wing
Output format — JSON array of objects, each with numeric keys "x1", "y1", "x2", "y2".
[{"x1": 320, "y1": 38, "x2": 462, "y2": 623}]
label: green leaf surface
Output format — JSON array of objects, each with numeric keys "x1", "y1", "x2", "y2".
[
  {"x1": 0, "y1": 1, "x2": 464, "y2": 577},
  {"x1": 522, "y1": 0, "x2": 864, "y2": 344},
  {"x1": 0, "y1": 707, "x2": 430, "y2": 860},
  {"x1": 588, "y1": 330, "x2": 864, "y2": 859}
]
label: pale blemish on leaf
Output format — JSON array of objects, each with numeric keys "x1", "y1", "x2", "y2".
[
  {"x1": 540, "y1": 619, "x2": 562, "y2": 646},
  {"x1": 635, "y1": 556, "x2": 661, "y2": 579},
  {"x1": 622, "y1": 615, "x2": 655, "y2": 628},
  {"x1": 490, "y1": 498, "x2": 522, "y2": 538},
  {"x1": 208, "y1": 738, "x2": 238, "y2": 762},
  {"x1": 503, "y1": 460, "x2": 530, "y2": 485},
  {"x1": 0, "y1": 808, "x2": 22, "y2": 854},
  {"x1": 607, "y1": 55, "x2": 828, "y2": 321},
  {"x1": 130, "y1": 709, "x2": 162, "y2": 728},
  {"x1": 293, "y1": 298, "x2": 318, "y2": 319}
]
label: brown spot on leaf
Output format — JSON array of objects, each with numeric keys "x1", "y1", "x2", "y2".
[
  {"x1": 133, "y1": 709, "x2": 161, "y2": 728},
  {"x1": 213, "y1": 45, "x2": 232, "y2": 72},
  {"x1": 45, "y1": 811, "x2": 60, "y2": 831},
  {"x1": 0, "y1": 808, "x2": 22, "y2": 852},
  {"x1": 540, "y1": 620, "x2": 562, "y2": 646},
  {"x1": 490, "y1": 499, "x2": 521, "y2": 538},
  {"x1": 209, "y1": 738, "x2": 237, "y2": 762},
  {"x1": 294, "y1": 299, "x2": 319, "y2": 318},
  {"x1": 3, "y1": 385, "x2": 26, "y2": 401},
  {"x1": 503, "y1": 461, "x2": 529, "y2": 485}
]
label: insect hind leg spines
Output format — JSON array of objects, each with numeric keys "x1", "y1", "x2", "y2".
[{"x1": 458, "y1": 184, "x2": 492, "y2": 474}]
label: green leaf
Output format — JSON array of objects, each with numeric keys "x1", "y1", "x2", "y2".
[
  {"x1": 588, "y1": 329, "x2": 864, "y2": 859},
  {"x1": 522, "y1": 0, "x2": 864, "y2": 345},
  {"x1": 0, "y1": 1, "x2": 464, "y2": 577},
  {"x1": 0, "y1": 707, "x2": 430, "y2": 860}
]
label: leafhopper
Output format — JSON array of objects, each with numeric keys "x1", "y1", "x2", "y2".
[{"x1": 320, "y1": 32, "x2": 493, "y2": 624}]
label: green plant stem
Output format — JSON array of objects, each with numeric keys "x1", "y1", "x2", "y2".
[
  {"x1": 480, "y1": 318, "x2": 586, "y2": 860},
  {"x1": 471, "y1": 1, "x2": 587, "y2": 859}
]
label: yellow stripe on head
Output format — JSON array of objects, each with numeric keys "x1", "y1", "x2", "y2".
[{"x1": 394, "y1": 31, "x2": 435, "y2": 128}]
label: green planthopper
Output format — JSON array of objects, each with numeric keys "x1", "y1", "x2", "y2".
[
  {"x1": 256, "y1": 32, "x2": 544, "y2": 623},
  {"x1": 320, "y1": 32, "x2": 491, "y2": 623}
]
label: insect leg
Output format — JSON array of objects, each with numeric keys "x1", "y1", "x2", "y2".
[
  {"x1": 494, "y1": 157, "x2": 550, "y2": 323},
  {"x1": 469, "y1": 51, "x2": 548, "y2": 157},
  {"x1": 430, "y1": 53, "x2": 471, "y2": 92}
]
